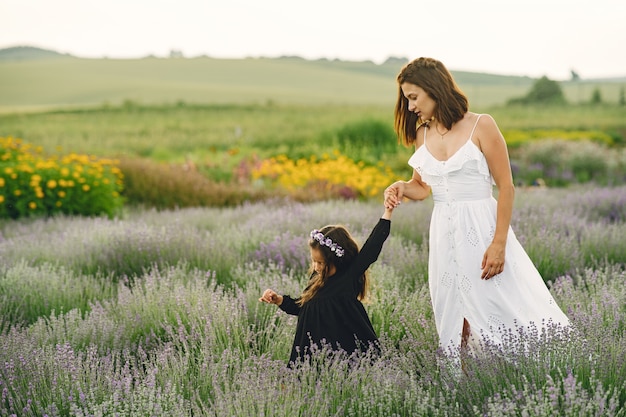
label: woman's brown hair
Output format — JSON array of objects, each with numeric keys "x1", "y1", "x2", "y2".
[
  {"x1": 394, "y1": 57, "x2": 469, "y2": 147},
  {"x1": 297, "y1": 225, "x2": 368, "y2": 305}
]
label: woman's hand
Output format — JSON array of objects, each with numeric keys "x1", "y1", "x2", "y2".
[
  {"x1": 481, "y1": 242, "x2": 505, "y2": 280},
  {"x1": 259, "y1": 289, "x2": 283, "y2": 305}
]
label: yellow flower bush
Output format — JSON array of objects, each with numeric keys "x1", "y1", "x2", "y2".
[
  {"x1": 252, "y1": 150, "x2": 399, "y2": 199},
  {"x1": 0, "y1": 136, "x2": 124, "y2": 219}
]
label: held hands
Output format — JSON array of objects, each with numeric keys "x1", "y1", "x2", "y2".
[
  {"x1": 481, "y1": 242, "x2": 505, "y2": 280},
  {"x1": 259, "y1": 289, "x2": 283, "y2": 306},
  {"x1": 384, "y1": 182, "x2": 405, "y2": 210}
]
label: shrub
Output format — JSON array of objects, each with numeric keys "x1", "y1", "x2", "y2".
[
  {"x1": 335, "y1": 119, "x2": 398, "y2": 163},
  {"x1": 511, "y1": 139, "x2": 617, "y2": 186},
  {"x1": 0, "y1": 137, "x2": 124, "y2": 219},
  {"x1": 119, "y1": 157, "x2": 276, "y2": 209}
]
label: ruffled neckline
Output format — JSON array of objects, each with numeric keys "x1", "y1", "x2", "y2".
[{"x1": 408, "y1": 138, "x2": 494, "y2": 184}]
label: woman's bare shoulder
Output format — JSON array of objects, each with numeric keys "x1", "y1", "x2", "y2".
[
  {"x1": 476, "y1": 114, "x2": 507, "y2": 153},
  {"x1": 475, "y1": 113, "x2": 498, "y2": 129}
]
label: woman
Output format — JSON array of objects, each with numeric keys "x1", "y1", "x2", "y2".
[{"x1": 384, "y1": 57, "x2": 570, "y2": 357}]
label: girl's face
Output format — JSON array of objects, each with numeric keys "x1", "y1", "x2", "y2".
[
  {"x1": 401, "y1": 82, "x2": 436, "y2": 121},
  {"x1": 310, "y1": 247, "x2": 336, "y2": 277}
]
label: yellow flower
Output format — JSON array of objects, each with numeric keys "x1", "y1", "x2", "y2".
[
  {"x1": 0, "y1": 178, "x2": 4, "y2": 187},
  {"x1": 29, "y1": 202, "x2": 36, "y2": 210},
  {"x1": 82, "y1": 184, "x2": 90, "y2": 192},
  {"x1": 0, "y1": 195, "x2": 4, "y2": 203},
  {"x1": 14, "y1": 190, "x2": 21, "y2": 196},
  {"x1": 47, "y1": 179, "x2": 57, "y2": 189},
  {"x1": 58, "y1": 191, "x2": 66, "y2": 198}
]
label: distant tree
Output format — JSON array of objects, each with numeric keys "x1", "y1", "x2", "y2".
[
  {"x1": 507, "y1": 76, "x2": 567, "y2": 105},
  {"x1": 570, "y1": 69, "x2": 580, "y2": 81},
  {"x1": 619, "y1": 86, "x2": 625, "y2": 106},
  {"x1": 383, "y1": 56, "x2": 409, "y2": 66},
  {"x1": 169, "y1": 49, "x2": 183, "y2": 58},
  {"x1": 526, "y1": 76, "x2": 567, "y2": 103},
  {"x1": 590, "y1": 87, "x2": 603, "y2": 104}
]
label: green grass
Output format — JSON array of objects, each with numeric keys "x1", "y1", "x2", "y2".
[
  {"x1": 1, "y1": 56, "x2": 624, "y2": 113},
  {"x1": 0, "y1": 57, "x2": 399, "y2": 111},
  {"x1": 2, "y1": 103, "x2": 624, "y2": 161},
  {"x1": 0, "y1": 103, "x2": 387, "y2": 158}
]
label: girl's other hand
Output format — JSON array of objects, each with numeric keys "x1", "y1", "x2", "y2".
[{"x1": 259, "y1": 289, "x2": 283, "y2": 305}]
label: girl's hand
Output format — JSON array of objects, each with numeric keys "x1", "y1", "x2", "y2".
[
  {"x1": 259, "y1": 289, "x2": 283, "y2": 305},
  {"x1": 481, "y1": 242, "x2": 505, "y2": 280}
]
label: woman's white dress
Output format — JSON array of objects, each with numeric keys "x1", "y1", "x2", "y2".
[{"x1": 408, "y1": 115, "x2": 570, "y2": 353}]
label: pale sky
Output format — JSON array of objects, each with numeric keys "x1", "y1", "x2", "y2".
[{"x1": 2, "y1": 0, "x2": 625, "y2": 80}]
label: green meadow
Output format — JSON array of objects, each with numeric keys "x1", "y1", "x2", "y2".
[
  {"x1": 1, "y1": 49, "x2": 626, "y2": 415},
  {"x1": 1, "y1": 54, "x2": 625, "y2": 112},
  {"x1": 2, "y1": 51, "x2": 624, "y2": 175}
]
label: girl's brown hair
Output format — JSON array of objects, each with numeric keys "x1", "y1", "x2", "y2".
[
  {"x1": 297, "y1": 225, "x2": 368, "y2": 305},
  {"x1": 394, "y1": 57, "x2": 469, "y2": 147}
]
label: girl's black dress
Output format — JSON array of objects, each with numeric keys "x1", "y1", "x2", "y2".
[{"x1": 279, "y1": 218, "x2": 390, "y2": 364}]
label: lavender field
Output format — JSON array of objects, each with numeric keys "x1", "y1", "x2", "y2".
[{"x1": 1, "y1": 185, "x2": 625, "y2": 416}]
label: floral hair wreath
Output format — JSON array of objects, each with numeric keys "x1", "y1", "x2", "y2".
[{"x1": 310, "y1": 230, "x2": 345, "y2": 257}]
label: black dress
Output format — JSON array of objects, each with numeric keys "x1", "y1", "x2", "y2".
[{"x1": 279, "y1": 218, "x2": 390, "y2": 364}]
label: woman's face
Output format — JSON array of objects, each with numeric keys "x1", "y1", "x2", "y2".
[{"x1": 401, "y1": 82, "x2": 436, "y2": 121}]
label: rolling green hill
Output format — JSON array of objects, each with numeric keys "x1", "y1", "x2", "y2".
[
  {"x1": 0, "y1": 45, "x2": 74, "y2": 61},
  {"x1": 0, "y1": 47, "x2": 623, "y2": 112}
]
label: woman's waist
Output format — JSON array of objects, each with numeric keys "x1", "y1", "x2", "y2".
[{"x1": 431, "y1": 187, "x2": 493, "y2": 203}]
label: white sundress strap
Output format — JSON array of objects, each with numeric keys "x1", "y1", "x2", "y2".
[{"x1": 469, "y1": 114, "x2": 483, "y2": 141}]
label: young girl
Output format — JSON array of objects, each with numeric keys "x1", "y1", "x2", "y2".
[{"x1": 259, "y1": 204, "x2": 393, "y2": 365}]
